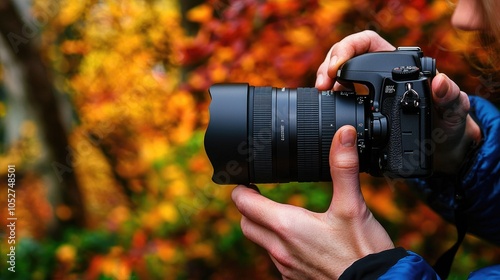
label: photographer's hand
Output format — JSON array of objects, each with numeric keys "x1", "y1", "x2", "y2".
[
  {"x1": 232, "y1": 126, "x2": 394, "y2": 279},
  {"x1": 316, "y1": 30, "x2": 482, "y2": 174},
  {"x1": 431, "y1": 73, "x2": 482, "y2": 173},
  {"x1": 315, "y1": 30, "x2": 395, "y2": 90}
]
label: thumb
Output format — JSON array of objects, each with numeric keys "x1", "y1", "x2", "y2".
[
  {"x1": 431, "y1": 73, "x2": 470, "y2": 123},
  {"x1": 328, "y1": 126, "x2": 365, "y2": 213}
]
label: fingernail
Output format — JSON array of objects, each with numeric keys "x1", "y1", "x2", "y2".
[
  {"x1": 315, "y1": 73, "x2": 324, "y2": 87},
  {"x1": 340, "y1": 128, "x2": 356, "y2": 147}
]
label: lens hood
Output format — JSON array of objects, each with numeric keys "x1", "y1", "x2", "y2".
[{"x1": 204, "y1": 83, "x2": 250, "y2": 184}]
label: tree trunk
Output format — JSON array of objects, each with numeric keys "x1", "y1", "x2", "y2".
[{"x1": 0, "y1": 0, "x2": 85, "y2": 233}]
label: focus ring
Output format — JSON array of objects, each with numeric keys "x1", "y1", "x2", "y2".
[
  {"x1": 252, "y1": 87, "x2": 273, "y2": 182},
  {"x1": 296, "y1": 88, "x2": 319, "y2": 181}
]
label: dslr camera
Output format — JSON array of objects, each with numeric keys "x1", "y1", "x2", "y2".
[{"x1": 205, "y1": 47, "x2": 436, "y2": 184}]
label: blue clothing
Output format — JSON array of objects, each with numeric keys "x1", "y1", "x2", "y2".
[{"x1": 340, "y1": 96, "x2": 500, "y2": 279}]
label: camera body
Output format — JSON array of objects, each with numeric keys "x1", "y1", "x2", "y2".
[
  {"x1": 337, "y1": 47, "x2": 435, "y2": 178},
  {"x1": 204, "y1": 47, "x2": 435, "y2": 184}
]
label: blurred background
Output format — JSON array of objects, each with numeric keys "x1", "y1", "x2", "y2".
[{"x1": 0, "y1": 0, "x2": 499, "y2": 279}]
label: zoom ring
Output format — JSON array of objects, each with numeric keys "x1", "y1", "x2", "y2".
[
  {"x1": 296, "y1": 88, "x2": 320, "y2": 181},
  {"x1": 253, "y1": 87, "x2": 273, "y2": 182},
  {"x1": 321, "y1": 94, "x2": 336, "y2": 181}
]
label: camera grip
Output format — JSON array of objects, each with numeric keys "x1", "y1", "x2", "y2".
[{"x1": 382, "y1": 97, "x2": 404, "y2": 173}]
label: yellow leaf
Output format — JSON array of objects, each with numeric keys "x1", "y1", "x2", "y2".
[
  {"x1": 159, "y1": 202, "x2": 179, "y2": 223},
  {"x1": 187, "y1": 4, "x2": 212, "y2": 23},
  {"x1": 56, "y1": 244, "x2": 77, "y2": 264},
  {"x1": 57, "y1": 0, "x2": 86, "y2": 26}
]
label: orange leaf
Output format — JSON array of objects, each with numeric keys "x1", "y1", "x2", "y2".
[{"x1": 187, "y1": 4, "x2": 213, "y2": 23}]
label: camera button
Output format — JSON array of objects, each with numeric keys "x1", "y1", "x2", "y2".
[{"x1": 392, "y1": 66, "x2": 420, "y2": 81}]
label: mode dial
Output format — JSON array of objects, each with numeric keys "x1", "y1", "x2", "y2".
[{"x1": 392, "y1": 66, "x2": 420, "y2": 81}]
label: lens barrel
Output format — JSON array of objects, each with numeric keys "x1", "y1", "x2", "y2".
[{"x1": 205, "y1": 83, "x2": 368, "y2": 184}]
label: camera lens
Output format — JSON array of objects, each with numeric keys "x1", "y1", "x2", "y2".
[{"x1": 205, "y1": 83, "x2": 368, "y2": 184}]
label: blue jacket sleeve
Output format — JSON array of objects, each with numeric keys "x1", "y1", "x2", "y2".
[
  {"x1": 378, "y1": 251, "x2": 440, "y2": 280},
  {"x1": 339, "y1": 248, "x2": 500, "y2": 279},
  {"x1": 460, "y1": 96, "x2": 500, "y2": 243},
  {"x1": 338, "y1": 248, "x2": 440, "y2": 280},
  {"x1": 469, "y1": 265, "x2": 500, "y2": 279}
]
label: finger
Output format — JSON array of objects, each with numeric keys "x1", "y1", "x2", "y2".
[
  {"x1": 232, "y1": 185, "x2": 288, "y2": 231},
  {"x1": 240, "y1": 215, "x2": 282, "y2": 251},
  {"x1": 316, "y1": 31, "x2": 394, "y2": 90},
  {"x1": 240, "y1": 216, "x2": 298, "y2": 273},
  {"x1": 432, "y1": 73, "x2": 470, "y2": 123},
  {"x1": 315, "y1": 52, "x2": 334, "y2": 90},
  {"x1": 325, "y1": 31, "x2": 395, "y2": 81},
  {"x1": 332, "y1": 81, "x2": 355, "y2": 91},
  {"x1": 328, "y1": 126, "x2": 365, "y2": 217}
]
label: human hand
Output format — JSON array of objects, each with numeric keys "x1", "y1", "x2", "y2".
[
  {"x1": 232, "y1": 126, "x2": 394, "y2": 279},
  {"x1": 315, "y1": 30, "x2": 395, "y2": 90},
  {"x1": 315, "y1": 30, "x2": 482, "y2": 174},
  {"x1": 430, "y1": 73, "x2": 482, "y2": 173}
]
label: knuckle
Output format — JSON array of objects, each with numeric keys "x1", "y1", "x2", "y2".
[
  {"x1": 339, "y1": 204, "x2": 363, "y2": 220},
  {"x1": 231, "y1": 191, "x2": 244, "y2": 208},
  {"x1": 361, "y1": 29, "x2": 377, "y2": 37},
  {"x1": 360, "y1": 30, "x2": 376, "y2": 43},
  {"x1": 437, "y1": 91, "x2": 470, "y2": 123},
  {"x1": 231, "y1": 188, "x2": 240, "y2": 203},
  {"x1": 272, "y1": 216, "x2": 292, "y2": 236},
  {"x1": 269, "y1": 246, "x2": 293, "y2": 268},
  {"x1": 460, "y1": 91, "x2": 471, "y2": 112},
  {"x1": 232, "y1": 194, "x2": 252, "y2": 216},
  {"x1": 330, "y1": 154, "x2": 359, "y2": 172},
  {"x1": 333, "y1": 203, "x2": 369, "y2": 221},
  {"x1": 317, "y1": 61, "x2": 328, "y2": 75},
  {"x1": 240, "y1": 217, "x2": 251, "y2": 236}
]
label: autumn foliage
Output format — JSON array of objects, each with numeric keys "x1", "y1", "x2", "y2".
[{"x1": 0, "y1": 0, "x2": 499, "y2": 279}]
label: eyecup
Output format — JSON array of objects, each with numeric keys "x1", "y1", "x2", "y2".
[{"x1": 420, "y1": 56, "x2": 436, "y2": 78}]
